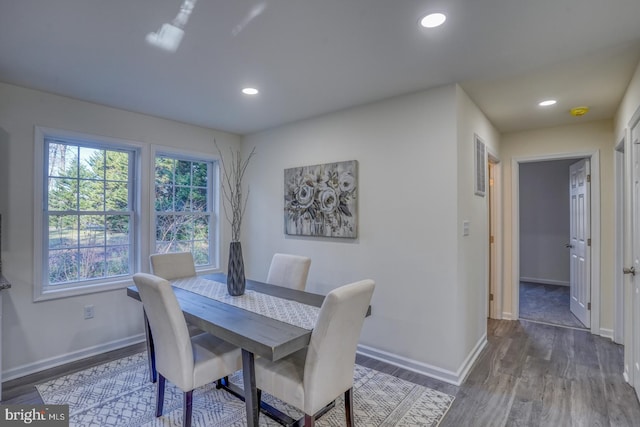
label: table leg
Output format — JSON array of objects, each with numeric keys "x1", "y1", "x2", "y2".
[
  {"x1": 143, "y1": 310, "x2": 157, "y2": 383},
  {"x1": 242, "y1": 349, "x2": 259, "y2": 427}
]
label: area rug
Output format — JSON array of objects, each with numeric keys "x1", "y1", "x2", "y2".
[{"x1": 36, "y1": 352, "x2": 454, "y2": 427}]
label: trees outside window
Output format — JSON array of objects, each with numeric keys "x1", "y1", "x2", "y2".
[
  {"x1": 154, "y1": 155, "x2": 214, "y2": 266},
  {"x1": 36, "y1": 128, "x2": 219, "y2": 299},
  {"x1": 46, "y1": 139, "x2": 134, "y2": 285}
]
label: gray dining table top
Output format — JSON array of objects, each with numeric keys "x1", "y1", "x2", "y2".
[{"x1": 127, "y1": 273, "x2": 325, "y2": 361}]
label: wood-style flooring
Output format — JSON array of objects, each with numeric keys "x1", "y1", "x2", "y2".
[{"x1": 3, "y1": 319, "x2": 640, "y2": 426}]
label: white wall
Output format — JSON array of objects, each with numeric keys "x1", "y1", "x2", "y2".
[
  {"x1": 614, "y1": 58, "x2": 640, "y2": 390},
  {"x1": 615, "y1": 60, "x2": 640, "y2": 138},
  {"x1": 0, "y1": 82, "x2": 240, "y2": 379},
  {"x1": 455, "y1": 87, "x2": 501, "y2": 366},
  {"x1": 519, "y1": 160, "x2": 574, "y2": 286},
  {"x1": 242, "y1": 84, "x2": 499, "y2": 383},
  {"x1": 501, "y1": 120, "x2": 615, "y2": 330}
]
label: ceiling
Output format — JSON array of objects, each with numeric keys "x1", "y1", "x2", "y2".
[{"x1": 1, "y1": 0, "x2": 640, "y2": 135}]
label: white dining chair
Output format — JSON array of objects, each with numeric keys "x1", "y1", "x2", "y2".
[
  {"x1": 149, "y1": 251, "x2": 196, "y2": 280},
  {"x1": 254, "y1": 279, "x2": 375, "y2": 427},
  {"x1": 266, "y1": 253, "x2": 311, "y2": 291},
  {"x1": 132, "y1": 273, "x2": 242, "y2": 427}
]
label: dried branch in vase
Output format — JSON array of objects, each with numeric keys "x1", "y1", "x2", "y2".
[{"x1": 214, "y1": 140, "x2": 256, "y2": 242}]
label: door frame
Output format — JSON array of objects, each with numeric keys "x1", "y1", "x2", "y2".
[
  {"x1": 488, "y1": 151, "x2": 502, "y2": 319},
  {"x1": 510, "y1": 150, "x2": 601, "y2": 334},
  {"x1": 615, "y1": 135, "x2": 625, "y2": 344}
]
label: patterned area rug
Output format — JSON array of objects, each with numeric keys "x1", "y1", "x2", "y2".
[{"x1": 37, "y1": 352, "x2": 454, "y2": 427}]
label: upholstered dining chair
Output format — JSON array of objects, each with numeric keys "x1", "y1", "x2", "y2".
[
  {"x1": 149, "y1": 251, "x2": 196, "y2": 280},
  {"x1": 266, "y1": 253, "x2": 311, "y2": 291},
  {"x1": 132, "y1": 273, "x2": 242, "y2": 427},
  {"x1": 254, "y1": 279, "x2": 375, "y2": 427}
]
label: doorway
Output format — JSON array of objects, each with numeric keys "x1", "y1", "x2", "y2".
[
  {"x1": 518, "y1": 159, "x2": 587, "y2": 329},
  {"x1": 510, "y1": 151, "x2": 601, "y2": 334}
]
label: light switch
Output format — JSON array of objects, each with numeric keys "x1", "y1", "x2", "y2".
[{"x1": 463, "y1": 220, "x2": 470, "y2": 236}]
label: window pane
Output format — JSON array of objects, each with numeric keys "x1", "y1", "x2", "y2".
[
  {"x1": 175, "y1": 187, "x2": 190, "y2": 211},
  {"x1": 155, "y1": 157, "x2": 174, "y2": 185},
  {"x1": 79, "y1": 179, "x2": 104, "y2": 211},
  {"x1": 107, "y1": 246, "x2": 130, "y2": 276},
  {"x1": 107, "y1": 215, "x2": 130, "y2": 244},
  {"x1": 155, "y1": 185, "x2": 174, "y2": 211},
  {"x1": 192, "y1": 162, "x2": 208, "y2": 186},
  {"x1": 105, "y1": 181, "x2": 129, "y2": 211},
  {"x1": 49, "y1": 249, "x2": 78, "y2": 284},
  {"x1": 80, "y1": 215, "x2": 106, "y2": 247},
  {"x1": 191, "y1": 188, "x2": 207, "y2": 212},
  {"x1": 49, "y1": 215, "x2": 78, "y2": 249},
  {"x1": 156, "y1": 214, "x2": 175, "y2": 243},
  {"x1": 194, "y1": 216, "x2": 209, "y2": 239},
  {"x1": 79, "y1": 147, "x2": 103, "y2": 180},
  {"x1": 193, "y1": 241, "x2": 210, "y2": 265},
  {"x1": 175, "y1": 217, "x2": 194, "y2": 241},
  {"x1": 105, "y1": 151, "x2": 129, "y2": 181},
  {"x1": 175, "y1": 160, "x2": 191, "y2": 185},
  {"x1": 48, "y1": 143, "x2": 77, "y2": 177},
  {"x1": 48, "y1": 177, "x2": 78, "y2": 211},
  {"x1": 79, "y1": 247, "x2": 105, "y2": 279}
]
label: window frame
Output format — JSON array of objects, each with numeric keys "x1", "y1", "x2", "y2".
[
  {"x1": 34, "y1": 127, "x2": 147, "y2": 301},
  {"x1": 152, "y1": 147, "x2": 219, "y2": 270}
]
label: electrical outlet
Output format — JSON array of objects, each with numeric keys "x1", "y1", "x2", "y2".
[{"x1": 84, "y1": 305, "x2": 94, "y2": 319}]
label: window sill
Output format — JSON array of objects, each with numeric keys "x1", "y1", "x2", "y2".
[{"x1": 34, "y1": 277, "x2": 134, "y2": 302}]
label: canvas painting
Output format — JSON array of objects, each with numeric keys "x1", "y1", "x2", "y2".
[{"x1": 284, "y1": 160, "x2": 357, "y2": 238}]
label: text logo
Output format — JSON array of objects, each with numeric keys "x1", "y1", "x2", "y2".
[{"x1": 1, "y1": 405, "x2": 68, "y2": 426}]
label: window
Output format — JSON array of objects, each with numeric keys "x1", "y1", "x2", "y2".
[
  {"x1": 154, "y1": 154, "x2": 215, "y2": 266},
  {"x1": 34, "y1": 127, "x2": 220, "y2": 300},
  {"x1": 44, "y1": 138, "x2": 136, "y2": 287}
]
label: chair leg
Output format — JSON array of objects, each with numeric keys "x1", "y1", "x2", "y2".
[
  {"x1": 183, "y1": 390, "x2": 193, "y2": 427},
  {"x1": 216, "y1": 375, "x2": 230, "y2": 389},
  {"x1": 344, "y1": 388, "x2": 354, "y2": 427},
  {"x1": 156, "y1": 374, "x2": 166, "y2": 417},
  {"x1": 304, "y1": 414, "x2": 315, "y2": 427}
]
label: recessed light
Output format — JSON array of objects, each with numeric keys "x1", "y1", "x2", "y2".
[
  {"x1": 242, "y1": 87, "x2": 259, "y2": 95},
  {"x1": 420, "y1": 13, "x2": 446, "y2": 28},
  {"x1": 538, "y1": 99, "x2": 557, "y2": 107}
]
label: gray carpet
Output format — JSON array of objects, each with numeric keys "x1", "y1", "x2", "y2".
[
  {"x1": 519, "y1": 282, "x2": 586, "y2": 329},
  {"x1": 36, "y1": 352, "x2": 455, "y2": 427}
]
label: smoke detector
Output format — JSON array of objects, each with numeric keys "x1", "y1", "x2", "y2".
[{"x1": 570, "y1": 106, "x2": 589, "y2": 117}]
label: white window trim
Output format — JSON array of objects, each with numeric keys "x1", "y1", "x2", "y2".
[
  {"x1": 33, "y1": 126, "x2": 149, "y2": 301},
  {"x1": 150, "y1": 144, "x2": 221, "y2": 274}
]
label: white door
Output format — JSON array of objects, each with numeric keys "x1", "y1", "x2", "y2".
[
  {"x1": 631, "y1": 120, "x2": 640, "y2": 398},
  {"x1": 569, "y1": 159, "x2": 591, "y2": 328}
]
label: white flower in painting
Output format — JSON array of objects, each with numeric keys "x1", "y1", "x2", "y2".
[
  {"x1": 318, "y1": 187, "x2": 338, "y2": 213},
  {"x1": 339, "y1": 172, "x2": 355, "y2": 193},
  {"x1": 296, "y1": 183, "x2": 315, "y2": 208}
]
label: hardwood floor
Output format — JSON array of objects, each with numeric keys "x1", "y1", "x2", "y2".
[
  {"x1": 358, "y1": 319, "x2": 640, "y2": 427},
  {"x1": 3, "y1": 319, "x2": 640, "y2": 426}
]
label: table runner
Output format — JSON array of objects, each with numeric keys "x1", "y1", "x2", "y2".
[{"x1": 171, "y1": 276, "x2": 320, "y2": 330}]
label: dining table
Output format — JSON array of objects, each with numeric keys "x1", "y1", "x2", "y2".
[{"x1": 127, "y1": 272, "x2": 331, "y2": 427}]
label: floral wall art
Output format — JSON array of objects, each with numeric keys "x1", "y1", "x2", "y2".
[{"x1": 284, "y1": 160, "x2": 358, "y2": 238}]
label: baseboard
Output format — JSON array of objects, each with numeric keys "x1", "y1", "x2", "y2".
[
  {"x1": 2, "y1": 334, "x2": 146, "y2": 382},
  {"x1": 502, "y1": 311, "x2": 515, "y2": 320},
  {"x1": 520, "y1": 277, "x2": 569, "y2": 287},
  {"x1": 599, "y1": 328, "x2": 614, "y2": 340},
  {"x1": 357, "y1": 334, "x2": 487, "y2": 386}
]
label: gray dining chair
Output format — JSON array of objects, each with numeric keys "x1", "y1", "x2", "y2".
[
  {"x1": 266, "y1": 253, "x2": 311, "y2": 291},
  {"x1": 132, "y1": 273, "x2": 242, "y2": 427},
  {"x1": 254, "y1": 279, "x2": 375, "y2": 427},
  {"x1": 149, "y1": 251, "x2": 196, "y2": 280}
]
